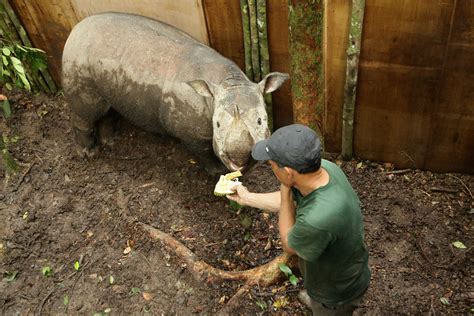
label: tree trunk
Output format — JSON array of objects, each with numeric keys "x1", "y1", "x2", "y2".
[
  {"x1": 341, "y1": 0, "x2": 365, "y2": 160},
  {"x1": 288, "y1": 0, "x2": 325, "y2": 141}
]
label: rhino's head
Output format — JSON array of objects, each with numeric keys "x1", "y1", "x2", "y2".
[{"x1": 188, "y1": 72, "x2": 289, "y2": 171}]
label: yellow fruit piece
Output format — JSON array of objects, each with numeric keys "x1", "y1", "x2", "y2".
[
  {"x1": 214, "y1": 175, "x2": 241, "y2": 196},
  {"x1": 224, "y1": 170, "x2": 242, "y2": 180}
]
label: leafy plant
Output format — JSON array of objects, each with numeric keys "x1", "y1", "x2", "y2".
[
  {"x1": 278, "y1": 263, "x2": 298, "y2": 286},
  {"x1": 41, "y1": 266, "x2": 52, "y2": 277},
  {"x1": 1, "y1": 133, "x2": 19, "y2": 174},
  {"x1": 73, "y1": 260, "x2": 80, "y2": 271},
  {"x1": 3, "y1": 270, "x2": 18, "y2": 282},
  {"x1": 0, "y1": 40, "x2": 47, "y2": 91}
]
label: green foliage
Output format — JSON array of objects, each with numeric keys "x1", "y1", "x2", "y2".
[
  {"x1": 41, "y1": 266, "x2": 52, "y2": 277},
  {"x1": 278, "y1": 263, "x2": 299, "y2": 286},
  {"x1": 3, "y1": 270, "x2": 18, "y2": 282},
  {"x1": 0, "y1": 98, "x2": 11, "y2": 118},
  {"x1": 1, "y1": 134, "x2": 18, "y2": 174},
  {"x1": 0, "y1": 40, "x2": 47, "y2": 91}
]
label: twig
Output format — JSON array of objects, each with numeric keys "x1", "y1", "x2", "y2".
[
  {"x1": 429, "y1": 295, "x2": 436, "y2": 316},
  {"x1": 217, "y1": 283, "x2": 253, "y2": 316},
  {"x1": 385, "y1": 169, "x2": 412, "y2": 175},
  {"x1": 429, "y1": 187, "x2": 458, "y2": 194},
  {"x1": 447, "y1": 174, "x2": 473, "y2": 199},
  {"x1": 10, "y1": 162, "x2": 35, "y2": 193},
  {"x1": 36, "y1": 287, "x2": 56, "y2": 316}
]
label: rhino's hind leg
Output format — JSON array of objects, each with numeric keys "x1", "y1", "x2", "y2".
[
  {"x1": 97, "y1": 108, "x2": 120, "y2": 146},
  {"x1": 68, "y1": 89, "x2": 111, "y2": 157}
]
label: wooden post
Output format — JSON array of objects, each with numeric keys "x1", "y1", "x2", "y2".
[
  {"x1": 288, "y1": 0, "x2": 324, "y2": 141},
  {"x1": 256, "y1": 0, "x2": 273, "y2": 130},
  {"x1": 341, "y1": 0, "x2": 365, "y2": 160}
]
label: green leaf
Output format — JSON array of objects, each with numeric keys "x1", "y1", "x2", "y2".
[
  {"x1": 239, "y1": 213, "x2": 252, "y2": 229},
  {"x1": 2, "y1": 55, "x2": 8, "y2": 66},
  {"x1": 452, "y1": 241, "x2": 467, "y2": 249},
  {"x1": 289, "y1": 275, "x2": 298, "y2": 286},
  {"x1": 2, "y1": 47, "x2": 11, "y2": 56},
  {"x1": 278, "y1": 263, "x2": 292, "y2": 276},
  {"x1": 1, "y1": 100, "x2": 11, "y2": 119},
  {"x1": 2, "y1": 148, "x2": 18, "y2": 173},
  {"x1": 73, "y1": 261, "x2": 80, "y2": 270},
  {"x1": 109, "y1": 275, "x2": 114, "y2": 284},
  {"x1": 5, "y1": 82, "x2": 12, "y2": 90},
  {"x1": 41, "y1": 266, "x2": 52, "y2": 277},
  {"x1": 63, "y1": 295, "x2": 69, "y2": 306},
  {"x1": 440, "y1": 297, "x2": 450, "y2": 306},
  {"x1": 229, "y1": 200, "x2": 242, "y2": 210},
  {"x1": 255, "y1": 299, "x2": 267, "y2": 310},
  {"x1": 3, "y1": 271, "x2": 18, "y2": 282},
  {"x1": 129, "y1": 287, "x2": 141, "y2": 296},
  {"x1": 18, "y1": 72, "x2": 30, "y2": 91}
]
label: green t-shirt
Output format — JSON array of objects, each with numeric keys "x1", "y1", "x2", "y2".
[{"x1": 288, "y1": 159, "x2": 370, "y2": 306}]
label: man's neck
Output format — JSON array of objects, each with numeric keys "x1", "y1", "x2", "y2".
[{"x1": 294, "y1": 168, "x2": 329, "y2": 196}]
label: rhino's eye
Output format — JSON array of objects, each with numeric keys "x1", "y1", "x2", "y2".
[
  {"x1": 257, "y1": 118, "x2": 262, "y2": 125},
  {"x1": 217, "y1": 121, "x2": 220, "y2": 128}
]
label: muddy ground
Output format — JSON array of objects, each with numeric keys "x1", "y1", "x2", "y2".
[{"x1": 0, "y1": 91, "x2": 473, "y2": 315}]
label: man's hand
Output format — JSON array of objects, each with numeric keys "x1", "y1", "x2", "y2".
[{"x1": 226, "y1": 184, "x2": 250, "y2": 206}]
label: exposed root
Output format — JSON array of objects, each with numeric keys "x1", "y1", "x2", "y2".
[{"x1": 140, "y1": 223, "x2": 296, "y2": 314}]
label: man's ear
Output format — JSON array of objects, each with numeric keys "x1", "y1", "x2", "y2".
[{"x1": 187, "y1": 80, "x2": 215, "y2": 98}]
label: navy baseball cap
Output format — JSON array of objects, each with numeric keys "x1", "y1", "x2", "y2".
[{"x1": 252, "y1": 124, "x2": 322, "y2": 173}]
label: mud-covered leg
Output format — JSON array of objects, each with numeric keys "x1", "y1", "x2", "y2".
[
  {"x1": 97, "y1": 109, "x2": 120, "y2": 146},
  {"x1": 67, "y1": 88, "x2": 111, "y2": 158}
]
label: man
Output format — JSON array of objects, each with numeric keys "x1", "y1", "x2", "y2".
[{"x1": 227, "y1": 124, "x2": 370, "y2": 315}]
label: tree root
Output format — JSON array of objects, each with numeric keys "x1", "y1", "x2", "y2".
[{"x1": 140, "y1": 223, "x2": 296, "y2": 314}]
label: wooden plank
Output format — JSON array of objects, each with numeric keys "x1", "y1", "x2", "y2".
[
  {"x1": 354, "y1": 65, "x2": 437, "y2": 168},
  {"x1": 202, "y1": 0, "x2": 244, "y2": 70},
  {"x1": 425, "y1": 0, "x2": 474, "y2": 173},
  {"x1": 70, "y1": 0, "x2": 209, "y2": 45},
  {"x1": 353, "y1": 0, "x2": 456, "y2": 170},
  {"x1": 324, "y1": 0, "x2": 351, "y2": 152},
  {"x1": 10, "y1": 0, "x2": 79, "y2": 85},
  {"x1": 266, "y1": 0, "x2": 292, "y2": 129}
]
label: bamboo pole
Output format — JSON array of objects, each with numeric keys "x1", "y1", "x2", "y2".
[
  {"x1": 0, "y1": 0, "x2": 56, "y2": 93},
  {"x1": 288, "y1": 0, "x2": 325, "y2": 141},
  {"x1": 256, "y1": 0, "x2": 273, "y2": 131},
  {"x1": 341, "y1": 0, "x2": 365, "y2": 160},
  {"x1": 247, "y1": 0, "x2": 261, "y2": 82},
  {"x1": 240, "y1": 0, "x2": 254, "y2": 81}
]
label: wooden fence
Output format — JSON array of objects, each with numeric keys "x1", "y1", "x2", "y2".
[{"x1": 3, "y1": 0, "x2": 473, "y2": 173}]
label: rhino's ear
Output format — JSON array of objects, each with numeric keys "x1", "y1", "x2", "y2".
[
  {"x1": 258, "y1": 72, "x2": 289, "y2": 94},
  {"x1": 187, "y1": 80, "x2": 215, "y2": 98}
]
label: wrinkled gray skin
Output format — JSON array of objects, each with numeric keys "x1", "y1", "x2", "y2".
[{"x1": 62, "y1": 12, "x2": 288, "y2": 173}]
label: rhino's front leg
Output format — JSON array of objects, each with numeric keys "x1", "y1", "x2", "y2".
[{"x1": 184, "y1": 140, "x2": 227, "y2": 176}]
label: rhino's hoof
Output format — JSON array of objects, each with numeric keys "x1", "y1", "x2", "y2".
[{"x1": 76, "y1": 146, "x2": 99, "y2": 159}]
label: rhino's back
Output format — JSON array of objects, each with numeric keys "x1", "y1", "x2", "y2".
[{"x1": 62, "y1": 12, "x2": 236, "y2": 141}]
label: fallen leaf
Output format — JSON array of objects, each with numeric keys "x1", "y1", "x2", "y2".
[
  {"x1": 440, "y1": 297, "x2": 450, "y2": 306},
  {"x1": 452, "y1": 241, "x2": 467, "y2": 249},
  {"x1": 188, "y1": 159, "x2": 197, "y2": 165},
  {"x1": 273, "y1": 296, "x2": 289, "y2": 309},
  {"x1": 123, "y1": 246, "x2": 132, "y2": 255},
  {"x1": 219, "y1": 295, "x2": 227, "y2": 304},
  {"x1": 142, "y1": 292, "x2": 154, "y2": 301},
  {"x1": 356, "y1": 162, "x2": 363, "y2": 169}
]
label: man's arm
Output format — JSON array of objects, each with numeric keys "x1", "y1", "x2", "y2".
[
  {"x1": 279, "y1": 184, "x2": 297, "y2": 255},
  {"x1": 226, "y1": 186, "x2": 281, "y2": 213}
]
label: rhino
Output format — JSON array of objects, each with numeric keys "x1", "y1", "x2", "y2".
[{"x1": 62, "y1": 12, "x2": 288, "y2": 173}]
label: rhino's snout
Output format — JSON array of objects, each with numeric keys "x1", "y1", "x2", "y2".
[{"x1": 223, "y1": 127, "x2": 255, "y2": 171}]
